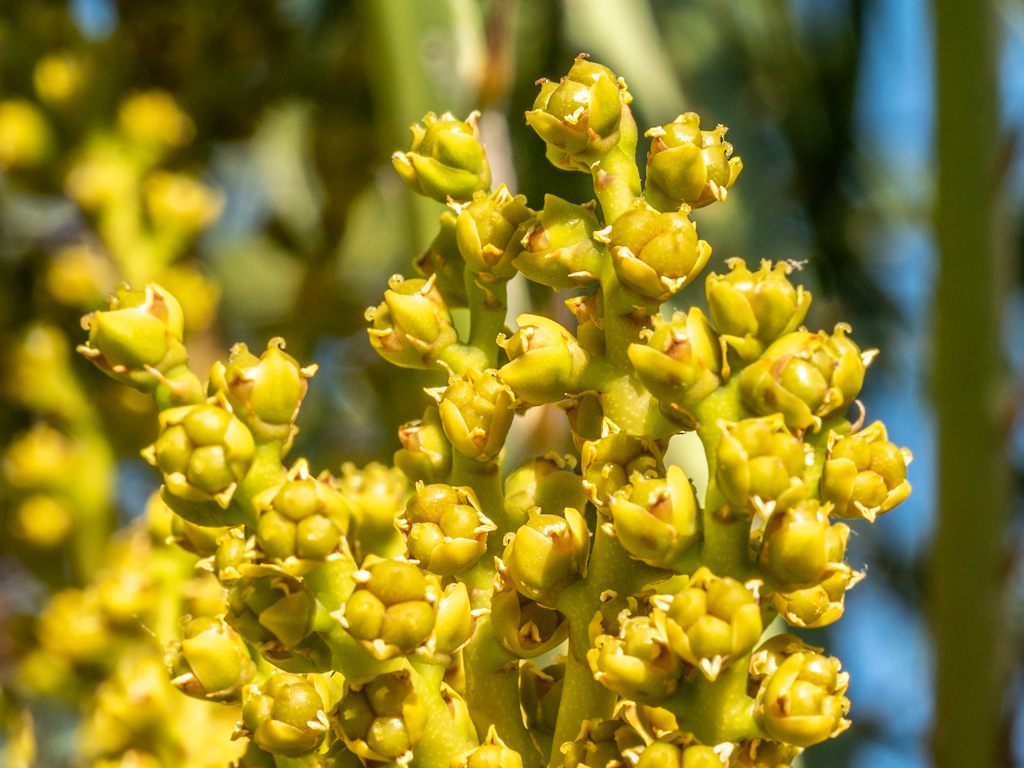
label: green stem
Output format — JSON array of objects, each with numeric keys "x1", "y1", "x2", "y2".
[
  {"x1": 408, "y1": 659, "x2": 475, "y2": 768},
  {"x1": 234, "y1": 440, "x2": 288, "y2": 529},
  {"x1": 589, "y1": 110, "x2": 641, "y2": 224},
  {"x1": 662, "y1": 655, "x2": 762, "y2": 744},
  {"x1": 466, "y1": 276, "x2": 507, "y2": 369}
]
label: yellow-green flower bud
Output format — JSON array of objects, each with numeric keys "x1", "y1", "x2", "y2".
[
  {"x1": 501, "y1": 507, "x2": 590, "y2": 608},
  {"x1": 209, "y1": 338, "x2": 317, "y2": 443},
  {"x1": 503, "y1": 452, "x2": 587, "y2": 528},
  {"x1": 169, "y1": 512, "x2": 229, "y2": 556},
  {"x1": 252, "y1": 459, "x2": 350, "y2": 564},
  {"x1": 607, "y1": 466, "x2": 701, "y2": 569},
  {"x1": 498, "y1": 314, "x2": 590, "y2": 405},
  {"x1": 234, "y1": 741, "x2": 278, "y2": 768},
  {"x1": 588, "y1": 615, "x2": 682, "y2": 703},
  {"x1": 394, "y1": 406, "x2": 452, "y2": 486},
  {"x1": 739, "y1": 326, "x2": 873, "y2": 432},
  {"x1": 520, "y1": 660, "x2": 565, "y2": 734},
  {"x1": 453, "y1": 185, "x2": 534, "y2": 283},
  {"x1": 651, "y1": 566, "x2": 762, "y2": 680},
  {"x1": 606, "y1": 201, "x2": 712, "y2": 305},
  {"x1": 454, "y1": 725, "x2": 525, "y2": 768},
  {"x1": 0, "y1": 99, "x2": 53, "y2": 169},
  {"x1": 434, "y1": 581, "x2": 474, "y2": 657},
  {"x1": 526, "y1": 54, "x2": 630, "y2": 170},
  {"x1": 144, "y1": 171, "x2": 224, "y2": 235},
  {"x1": 634, "y1": 740, "x2": 723, "y2": 768},
  {"x1": 337, "y1": 461, "x2": 409, "y2": 561},
  {"x1": 706, "y1": 259, "x2": 811, "y2": 363},
  {"x1": 335, "y1": 670, "x2": 427, "y2": 765},
  {"x1": 770, "y1": 566, "x2": 863, "y2": 630},
  {"x1": 395, "y1": 483, "x2": 495, "y2": 576},
  {"x1": 562, "y1": 716, "x2": 646, "y2": 768},
  {"x1": 753, "y1": 651, "x2": 850, "y2": 748},
  {"x1": 644, "y1": 112, "x2": 742, "y2": 211},
  {"x1": 628, "y1": 308, "x2": 723, "y2": 414},
  {"x1": 118, "y1": 90, "x2": 194, "y2": 148},
  {"x1": 206, "y1": 527, "x2": 254, "y2": 585},
  {"x1": 168, "y1": 615, "x2": 255, "y2": 702},
  {"x1": 415, "y1": 211, "x2": 468, "y2": 306},
  {"x1": 336, "y1": 558, "x2": 441, "y2": 659},
  {"x1": 366, "y1": 274, "x2": 458, "y2": 369},
  {"x1": 513, "y1": 195, "x2": 604, "y2": 289},
  {"x1": 715, "y1": 415, "x2": 810, "y2": 516},
  {"x1": 36, "y1": 589, "x2": 110, "y2": 664},
  {"x1": 757, "y1": 500, "x2": 849, "y2": 591},
  {"x1": 430, "y1": 368, "x2": 515, "y2": 462},
  {"x1": 142, "y1": 397, "x2": 255, "y2": 512},
  {"x1": 490, "y1": 574, "x2": 569, "y2": 658},
  {"x1": 731, "y1": 738, "x2": 803, "y2": 768},
  {"x1": 392, "y1": 111, "x2": 491, "y2": 203},
  {"x1": 749, "y1": 634, "x2": 823, "y2": 683},
  {"x1": 78, "y1": 283, "x2": 192, "y2": 394},
  {"x1": 241, "y1": 673, "x2": 329, "y2": 757},
  {"x1": 580, "y1": 423, "x2": 665, "y2": 508},
  {"x1": 226, "y1": 567, "x2": 317, "y2": 650},
  {"x1": 821, "y1": 421, "x2": 912, "y2": 521}
]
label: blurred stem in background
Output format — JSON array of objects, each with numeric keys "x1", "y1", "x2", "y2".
[{"x1": 932, "y1": 0, "x2": 1007, "y2": 766}]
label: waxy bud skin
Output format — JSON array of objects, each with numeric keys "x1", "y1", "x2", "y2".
[
  {"x1": 821, "y1": 421, "x2": 912, "y2": 522},
  {"x1": 581, "y1": 423, "x2": 664, "y2": 509},
  {"x1": 430, "y1": 368, "x2": 515, "y2": 462},
  {"x1": 501, "y1": 507, "x2": 590, "y2": 607},
  {"x1": 367, "y1": 274, "x2": 458, "y2": 369},
  {"x1": 498, "y1": 314, "x2": 590, "y2": 405},
  {"x1": 453, "y1": 185, "x2": 534, "y2": 283},
  {"x1": 335, "y1": 670, "x2": 427, "y2": 764},
  {"x1": 526, "y1": 54, "x2": 629, "y2": 170},
  {"x1": 715, "y1": 415, "x2": 810, "y2": 516},
  {"x1": 606, "y1": 201, "x2": 712, "y2": 305},
  {"x1": 392, "y1": 111, "x2": 491, "y2": 203},
  {"x1": 167, "y1": 615, "x2": 255, "y2": 702},
  {"x1": 644, "y1": 112, "x2": 743, "y2": 211},
  {"x1": 513, "y1": 195, "x2": 604, "y2": 289},
  {"x1": 241, "y1": 673, "x2": 329, "y2": 757},
  {"x1": 706, "y1": 259, "x2": 811, "y2": 363},
  {"x1": 396, "y1": 483, "x2": 495, "y2": 576},
  {"x1": 753, "y1": 651, "x2": 851, "y2": 748},
  {"x1": 588, "y1": 615, "x2": 683, "y2": 704}
]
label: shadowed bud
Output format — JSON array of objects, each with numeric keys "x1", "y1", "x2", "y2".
[
  {"x1": 392, "y1": 111, "x2": 491, "y2": 203},
  {"x1": 513, "y1": 195, "x2": 604, "y2": 289},
  {"x1": 731, "y1": 738, "x2": 802, "y2": 768},
  {"x1": 335, "y1": 670, "x2": 427, "y2": 765},
  {"x1": 503, "y1": 452, "x2": 587, "y2": 529},
  {"x1": 581, "y1": 421, "x2": 665, "y2": 509},
  {"x1": 498, "y1": 314, "x2": 590, "y2": 405},
  {"x1": 416, "y1": 211, "x2": 468, "y2": 306},
  {"x1": 520, "y1": 660, "x2": 565, "y2": 734},
  {"x1": 394, "y1": 406, "x2": 453, "y2": 485},
  {"x1": 561, "y1": 715, "x2": 646, "y2": 768},
  {"x1": 367, "y1": 274, "x2": 458, "y2": 369},
  {"x1": 490, "y1": 573, "x2": 569, "y2": 658}
]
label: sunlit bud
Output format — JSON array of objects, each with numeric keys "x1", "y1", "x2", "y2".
[
  {"x1": 753, "y1": 651, "x2": 850, "y2": 748},
  {"x1": 588, "y1": 615, "x2": 682, "y2": 703},
  {"x1": 226, "y1": 568, "x2": 317, "y2": 650},
  {"x1": 715, "y1": 415, "x2": 810, "y2": 516},
  {"x1": 241, "y1": 673, "x2": 329, "y2": 757},
  {"x1": 453, "y1": 185, "x2": 534, "y2": 283},
  {"x1": 454, "y1": 725, "x2": 525, "y2": 768},
  {"x1": 498, "y1": 314, "x2": 590, "y2": 405},
  {"x1": 394, "y1": 406, "x2": 453, "y2": 485},
  {"x1": 490, "y1": 573, "x2": 569, "y2": 658},
  {"x1": 651, "y1": 566, "x2": 762, "y2": 680},
  {"x1": 608, "y1": 466, "x2": 701, "y2": 569},
  {"x1": 367, "y1": 274, "x2": 458, "y2": 369},
  {"x1": 167, "y1": 615, "x2": 255, "y2": 702},
  {"x1": 430, "y1": 367, "x2": 515, "y2": 462},
  {"x1": 706, "y1": 260, "x2": 811, "y2": 362},
  {"x1": 644, "y1": 112, "x2": 742, "y2": 211},
  {"x1": 117, "y1": 90, "x2": 194, "y2": 148},
  {"x1": 821, "y1": 421, "x2": 912, "y2": 522},
  {"x1": 513, "y1": 195, "x2": 604, "y2": 289},
  {"x1": 739, "y1": 326, "x2": 871, "y2": 432},
  {"x1": 748, "y1": 634, "x2": 824, "y2": 684},
  {"x1": 503, "y1": 452, "x2": 587, "y2": 529},
  {"x1": 520, "y1": 660, "x2": 565, "y2": 734},
  {"x1": 392, "y1": 111, "x2": 491, "y2": 203},
  {"x1": 608, "y1": 200, "x2": 712, "y2": 305},
  {"x1": 396, "y1": 483, "x2": 495, "y2": 576},
  {"x1": 416, "y1": 211, "x2": 468, "y2": 306},
  {"x1": 770, "y1": 565, "x2": 861, "y2": 630},
  {"x1": 731, "y1": 737, "x2": 803, "y2": 768},
  {"x1": 634, "y1": 739, "x2": 724, "y2": 768},
  {"x1": 757, "y1": 500, "x2": 849, "y2": 591},
  {"x1": 628, "y1": 308, "x2": 723, "y2": 413},
  {"x1": 526, "y1": 54, "x2": 630, "y2": 171},
  {"x1": 501, "y1": 507, "x2": 590, "y2": 607},
  {"x1": 335, "y1": 670, "x2": 427, "y2": 764},
  {"x1": 561, "y1": 715, "x2": 646, "y2": 768},
  {"x1": 581, "y1": 422, "x2": 665, "y2": 509}
]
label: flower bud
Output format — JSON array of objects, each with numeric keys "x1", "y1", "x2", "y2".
[
  {"x1": 753, "y1": 651, "x2": 850, "y2": 748},
  {"x1": 0, "y1": 99, "x2": 52, "y2": 169},
  {"x1": 490, "y1": 574, "x2": 569, "y2": 658},
  {"x1": 731, "y1": 738, "x2": 802, "y2": 768},
  {"x1": 141, "y1": 398, "x2": 255, "y2": 513},
  {"x1": 562, "y1": 715, "x2": 646, "y2": 768},
  {"x1": 651, "y1": 566, "x2": 762, "y2": 680},
  {"x1": 335, "y1": 670, "x2": 427, "y2": 764},
  {"x1": 770, "y1": 566, "x2": 862, "y2": 629},
  {"x1": 634, "y1": 740, "x2": 723, "y2": 768},
  {"x1": 337, "y1": 461, "x2": 409, "y2": 561},
  {"x1": 430, "y1": 368, "x2": 516, "y2": 462},
  {"x1": 821, "y1": 421, "x2": 912, "y2": 521},
  {"x1": 607, "y1": 466, "x2": 701, "y2": 569},
  {"x1": 513, "y1": 195, "x2": 604, "y2": 289},
  {"x1": 169, "y1": 512, "x2": 229, "y2": 556},
  {"x1": 392, "y1": 111, "x2": 491, "y2": 203},
  {"x1": 756, "y1": 500, "x2": 848, "y2": 590},
  {"x1": 416, "y1": 211, "x2": 468, "y2": 306},
  {"x1": 241, "y1": 673, "x2": 329, "y2": 757},
  {"x1": 644, "y1": 112, "x2": 742, "y2": 211},
  {"x1": 739, "y1": 326, "x2": 872, "y2": 432},
  {"x1": 715, "y1": 415, "x2": 810, "y2": 516},
  {"x1": 78, "y1": 283, "x2": 190, "y2": 393},
  {"x1": 118, "y1": 90, "x2": 194, "y2": 148},
  {"x1": 366, "y1": 274, "x2": 458, "y2": 369},
  {"x1": 580, "y1": 423, "x2": 665, "y2": 509},
  {"x1": 167, "y1": 615, "x2": 255, "y2": 702},
  {"x1": 396, "y1": 483, "x2": 495, "y2": 576},
  {"x1": 454, "y1": 725, "x2": 524, "y2": 768},
  {"x1": 526, "y1": 54, "x2": 630, "y2": 170},
  {"x1": 209, "y1": 338, "x2": 317, "y2": 443},
  {"x1": 335, "y1": 558, "x2": 441, "y2": 659},
  {"x1": 498, "y1": 314, "x2": 590, "y2": 405},
  {"x1": 501, "y1": 507, "x2": 590, "y2": 607},
  {"x1": 206, "y1": 527, "x2": 254, "y2": 585},
  {"x1": 454, "y1": 185, "x2": 534, "y2": 283},
  {"x1": 588, "y1": 615, "x2": 682, "y2": 703},
  {"x1": 706, "y1": 260, "x2": 811, "y2": 362},
  {"x1": 252, "y1": 459, "x2": 350, "y2": 564},
  {"x1": 628, "y1": 308, "x2": 723, "y2": 414},
  {"x1": 394, "y1": 406, "x2": 453, "y2": 485},
  {"x1": 606, "y1": 201, "x2": 712, "y2": 305},
  {"x1": 34, "y1": 53, "x2": 85, "y2": 106},
  {"x1": 226, "y1": 567, "x2": 317, "y2": 650},
  {"x1": 503, "y1": 453, "x2": 587, "y2": 527}
]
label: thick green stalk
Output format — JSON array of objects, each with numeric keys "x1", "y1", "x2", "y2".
[
  {"x1": 662, "y1": 655, "x2": 761, "y2": 744},
  {"x1": 465, "y1": 274, "x2": 507, "y2": 370},
  {"x1": 932, "y1": 1, "x2": 1005, "y2": 767}
]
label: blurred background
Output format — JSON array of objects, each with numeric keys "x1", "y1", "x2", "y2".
[{"x1": 0, "y1": 0, "x2": 1021, "y2": 766}]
